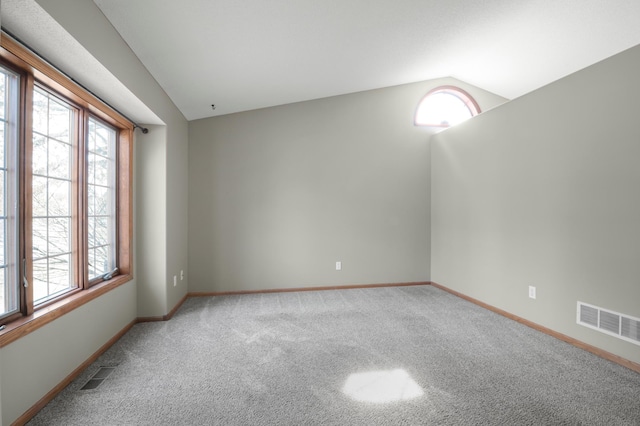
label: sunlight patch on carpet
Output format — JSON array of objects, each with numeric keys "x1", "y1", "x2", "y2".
[{"x1": 342, "y1": 369, "x2": 424, "y2": 403}]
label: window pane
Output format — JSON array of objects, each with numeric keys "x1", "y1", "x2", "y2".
[
  {"x1": 95, "y1": 126, "x2": 110, "y2": 157},
  {"x1": 49, "y1": 254, "x2": 71, "y2": 294},
  {"x1": 87, "y1": 117, "x2": 116, "y2": 281},
  {"x1": 88, "y1": 153, "x2": 110, "y2": 186},
  {"x1": 0, "y1": 122, "x2": 5, "y2": 167},
  {"x1": 88, "y1": 248, "x2": 95, "y2": 279},
  {"x1": 48, "y1": 217, "x2": 71, "y2": 256},
  {"x1": 48, "y1": 178, "x2": 71, "y2": 217},
  {"x1": 0, "y1": 74, "x2": 5, "y2": 121},
  {"x1": 0, "y1": 270, "x2": 5, "y2": 317},
  {"x1": 94, "y1": 217, "x2": 108, "y2": 246},
  {"x1": 49, "y1": 98, "x2": 71, "y2": 143},
  {"x1": 32, "y1": 259, "x2": 48, "y2": 301},
  {"x1": 87, "y1": 118, "x2": 96, "y2": 152},
  {"x1": 32, "y1": 218, "x2": 47, "y2": 260},
  {"x1": 32, "y1": 87, "x2": 76, "y2": 304},
  {"x1": 32, "y1": 134, "x2": 47, "y2": 176},
  {"x1": 32, "y1": 89, "x2": 48, "y2": 136},
  {"x1": 89, "y1": 246, "x2": 110, "y2": 279},
  {"x1": 0, "y1": 170, "x2": 4, "y2": 217},
  {"x1": 32, "y1": 176, "x2": 48, "y2": 217},
  {"x1": 0, "y1": 221, "x2": 5, "y2": 266},
  {"x1": 87, "y1": 153, "x2": 95, "y2": 185},
  {"x1": 93, "y1": 185, "x2": 108, "y2": 216},
  {"x1": 48, "y1": 139, "x2": 71, "y2": 179},
  {"x1": 0, "y1": 67, "x2": 19, "y2": 318}
]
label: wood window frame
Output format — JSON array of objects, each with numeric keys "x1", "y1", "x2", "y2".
[{"x1": 0, "y1": 33, "x2": 133, "y2": 347}]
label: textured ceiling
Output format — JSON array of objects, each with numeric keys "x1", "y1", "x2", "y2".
[{"x1": 89, "y1": 0, "x2": 640, "y2": 120}]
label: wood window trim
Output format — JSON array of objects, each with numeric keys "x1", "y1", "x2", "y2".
[
  {"x1": 0, "y1": 33, "x2": 134, "y2": 347},
  {"x1": 0, "y1": 36, "x2": 131, "y2": 129}
]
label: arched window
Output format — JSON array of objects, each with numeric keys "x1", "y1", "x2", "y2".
[{"x1": 414, "y1": 86, "x2": 480, "y2": 127}]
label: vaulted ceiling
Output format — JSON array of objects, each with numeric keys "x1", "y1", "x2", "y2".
[
  {"x1": 93, "y1": 0, "x2": 640, "y2": 121},
  {"x1": 7, "y1": 1, "x2": 640, "y2": 122}
]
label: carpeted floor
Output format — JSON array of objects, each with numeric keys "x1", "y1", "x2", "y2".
[{"x1": 28, "y1": 285, "x2": 640, "y2": 425}]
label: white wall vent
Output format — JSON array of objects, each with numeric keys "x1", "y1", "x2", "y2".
[{"x1": 577, "y1": 302, "x2": 640, "y2": 346}]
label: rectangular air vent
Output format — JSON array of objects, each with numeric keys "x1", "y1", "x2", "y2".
[
  {"x1": 81, "y1": 366, "x2": 116, "y2": 390},
  {"x1": 577, "y1": 302, "x2": 640, "y2": 346}
]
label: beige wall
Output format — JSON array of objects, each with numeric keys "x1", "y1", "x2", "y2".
[
  {"x1": 188, "y1": 78, "x2": 505, "y2": 292},
  {"x1": 431, "y1": 45, "x2": 640, "y2": 364},
  {"x1": 166, "y1": 117, "x2": 190, "y2": 311},
  {"x1": 136, "y1": 125, "x2": 168, "y2": 316}
]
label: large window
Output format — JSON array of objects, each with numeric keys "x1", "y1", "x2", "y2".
[
  {"x1": 0, "y1": 66, "x2": 19, "y2": 318},
  {"x1": 0, "y1": 34, "x2": 133, "y2": 339}
]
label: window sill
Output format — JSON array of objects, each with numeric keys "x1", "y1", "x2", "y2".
[{"x1": 0, "y1": 274, "x2": 132, "y2": 348}]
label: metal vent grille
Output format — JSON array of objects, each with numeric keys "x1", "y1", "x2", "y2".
[
  {"x1": 599, "y1": 311, "x2": 620, "y2": 334},
  {"x1": 81, "y1": 366, "x2": 117, "y2": 390},
  {"x1": 579, "y1": 304, "x2": 598, "y2": 327},
  {"x1": 577, "y1": 302, "x2": 640, "y2": 346},
  {"x1": 621, "y1": 316, "x2": 640, "y2": 342}
]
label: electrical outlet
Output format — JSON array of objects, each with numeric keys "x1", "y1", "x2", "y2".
[
  {"x1": 528, "y1": 286, "x2": 536, "y2": 299},
  {"x1": 335, "y1": 261, "x2": 342, "y2": 271},
  {"x1": 173, "y1": 275, "x2": 177, "y2": 287}
]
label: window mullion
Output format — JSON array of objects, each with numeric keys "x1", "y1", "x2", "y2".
[
  {"x1": 21, "y1": 73, "x2": 34, "y2": 316},
  {"x1": 76, "y1": 111, "x2": 87, "y2": 289}
]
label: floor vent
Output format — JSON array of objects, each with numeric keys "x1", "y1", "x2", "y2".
[
  {"x1": 577, "y1": 302, "x2": 640, "y2": 346},
  {"x1": 80, "y1": 366, "x2": 117, "y2": 390}
]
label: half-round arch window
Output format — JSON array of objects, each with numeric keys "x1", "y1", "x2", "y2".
[{"x1": 414, "y1": 86, "x2": 480, "y2": 127}]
